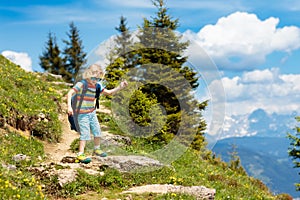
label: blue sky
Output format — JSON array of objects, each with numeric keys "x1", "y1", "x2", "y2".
[{"x1": 1, "y1": 0, "x2": 300, "y2": 128}]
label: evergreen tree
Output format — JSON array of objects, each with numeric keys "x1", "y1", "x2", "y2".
[
  {"x1": 39, "y1": 32, "x2": 64, "y2": 74},
  {"x1": 133, "y1": 0, "x2": 203, "y2": 144},
  {"x1": 105, "y1": 16, "x2": 133, "y2": 89},
  {"x1": 287, "y1": 116, "x2": 300, "y2": 191},
  {"x1": 135, "y1": 0, "x2": 198, "y2": 88},
  {"x1": 228, "y1": 144, "x2": 246, "y2": 175},
  {"x1": 114, "y1": 16, "x2": 133, "y2": 56},
  {"x1": 191, "y1": 100, "x2": 208, "y2": 150},
  {"x1": 109, "y1": 0, "x2": 207, "y2": 149},
  {"x1": 63, "y1": 22, "x2": 87, "y2": 82}
]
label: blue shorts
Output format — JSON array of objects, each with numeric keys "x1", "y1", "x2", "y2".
[{"x1": 77, "y1": 110, "x2": 101, "y2": 140}]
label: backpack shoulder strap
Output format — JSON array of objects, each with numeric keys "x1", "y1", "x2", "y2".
[
  {"x1": 95, "y1": 82, "x2": 103, "y2": 109},
  {"x1": 76, "y1": 80, "x2": 88, "y2": 114}
]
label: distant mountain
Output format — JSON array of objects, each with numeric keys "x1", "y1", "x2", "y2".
[
  {"x1": 212, "y1": 109, "x2": 300, "y2": 198},
  {"x1": 219, "y1": 109, "x2": 298, "y2": 139},
  {"x1": 213, "y1": 136, "x2": 299, "y2": 197}
]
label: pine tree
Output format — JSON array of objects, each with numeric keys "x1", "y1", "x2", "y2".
[
  {"x1": 287, "y1": 116, "x2": 300, "y2": 191},
  {"x1": 133, "y1": 0, "x2": 203, "y2": 144},
  {"x1": 191, "y1": 100, "x2": 208, "y2": 150},
  {"x1": 109, "y1": 0, "x2": 207, "y2": 148},
  {"x1": 63, "y1": 22, "x2": 87, "y2": 82},
  {"x1": 39, "y1": 32, "x2": 64, "y2": 74},
  {"x1": 114, "y1": 16, "x2": 133, "y2": 57},
  {"x1": 227, "y1": 144, "x2": 246, "y2": 175},
  {"x1": 105, "y1": 16, "x2": 133, "y2": 89}
]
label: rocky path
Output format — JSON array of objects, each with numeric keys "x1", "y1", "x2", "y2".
[
  {"x1": 40, "y1": 103, "x2": 215, "y2": 200},
  {"x1": 43, "y1": 104, "x2": 111, "y2": 162},
  {"x1": 43, "y1": 114, "x2": 78, "y2": 162}
]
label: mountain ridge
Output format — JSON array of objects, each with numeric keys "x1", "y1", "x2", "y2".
[
  {"x1": 218, "y1": 108, "x2": 298, "y2": 139},
  {"x1": 213, "y1": 135, "x2": 299, "y2": 197}
]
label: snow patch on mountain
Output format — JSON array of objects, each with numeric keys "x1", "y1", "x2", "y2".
[{"x1": 218, "y1": 108, "x2": 298, "y2": 139}]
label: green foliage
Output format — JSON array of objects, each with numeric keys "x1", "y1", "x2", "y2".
[
  {"x1": 44, "y1": 168, "x2": 128, "y2": 198},
  {"x1": 171, "y1": 150, "x2": 275, "y2": 199},
  {"x1": 114, "y1": 16, "x2": 133, "y2": 57},
  {"x1": 0, "y1": 130, "x2": 44, "y2": 166},
  {"x1": 105, "y1": 57, "x2": 127, "y2": 89},
  {"x1": 275, "y1": 193, "x2": 293, "y2": 200},
  {"x1": 227, "y1": 144, "x2": 247, "y2": 175},
  {"x1": 0, "y1": 55, "x2": 63, "y2": 142},
  {"x1": 56, "y1": 147, "x2": 277, "y2": 199},
  {"x1": 128, "y1": 89, "x2": 157, "y2": 127},
  {"x1": 63, "y1": 22, "x2": 87, "y2": 82},
  {"x1": 39, "y1": 22, "x2": 87, "y2": 83},
  {"x1": 0, "y1": 168, "x2": 46, "y2": 200},
  {"x1": 70, "y1": 138, "x2": 80, "y2": 153},
  {"x1": 190, "y1": 100, "x2": 208, "y2": 150},
  {"x1": 105, "y1": 0, "x2": 206, "y2": 150},
  {"x1": 156, "y1": 193, "x2": 196, "y2": 200},
  {"x1": 105, "y1": 16, "x2": 132, "y2": 89},
  {"x1": 0, "y1": 125, "x2": 284, "y2": 200},
  {"x1": 59, "y1": 169, "x2": 102, "y2": 197},
  {"x1": 99, "y1": 168, "x2": 127, "y2": 188},
  {"x1": 287, "y1": 116, "x2": 300, "y2": 190},
  {"x1": 0, "y1": 130, "x2": 46, "y2": 199},
  {"x1": 39, "y1": 32, "x2": 64, "y2": 75}
]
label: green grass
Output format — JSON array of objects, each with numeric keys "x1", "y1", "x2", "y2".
[
  {"x1": 0, "y1": 130, "x2": 45, "y2": 166},
  {"x1": 50, "y1": 109, "x2": 284, "y2": 199},
  {"x1": 0, "y1": 129, "x2": 46, "y2": 200},
  {"x1": 63, "y1": 102, "x2": 289, "y2": 200},
  {"x1": 0, "y1": 55, "x2": 66, "y2": 142},
  {"x1": 40, "y1": 148, "x2": 282, "y2": 199},
  {"x1": 0, "y1": 55, "x2": 293, "y2": 200}
]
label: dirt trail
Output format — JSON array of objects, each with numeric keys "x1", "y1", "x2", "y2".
[
  {"x1": 43, "y1": 104, "x2": 111, "y2": 163},
  {"x1": 41, "y1": 103, "x2": 216, "y2": 199},
  {"x1": 43, "y1": 114, "x2": 78, "y2": 162}
]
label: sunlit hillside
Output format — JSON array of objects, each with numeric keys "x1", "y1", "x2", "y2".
[{"x1": 0, "y1": 55, "x2": 292, "y2": 199}]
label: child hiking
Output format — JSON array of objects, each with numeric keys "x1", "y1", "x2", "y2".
[{"x1": 67, "y1": 63, "x2": 128, "y2": 163}]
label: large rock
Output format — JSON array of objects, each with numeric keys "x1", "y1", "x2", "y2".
[
  {"x1": 95, "y1": 155, "x2": 165, "y2": 172},
  {"x1": 101, "y1": 132, "x2": 132, "y2": 146},
  {"x1": 122, "y1": 184, "x2": 216, "y2": 200}
]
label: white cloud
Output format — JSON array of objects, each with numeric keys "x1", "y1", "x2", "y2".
[
  {"x1": 210, "y1": 68, "x2": 300, "y2": 115},
  {"x1": 241, "y1": 68, "x2": 280, "y2": 83},
  {"x1": 271, "y1": 26, "x2": 300, "y2": 51},
  {"x1": 183, "y1": 11, "x2": 300, "y2": 70},
  {"x1": 1, "y1": 50, "x2": 32, "y2": 71}
]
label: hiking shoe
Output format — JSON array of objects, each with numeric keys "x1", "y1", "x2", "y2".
[
  {"x1": 93, "y1": 149, "x2": 107, "y2": 157},
  {"x1": 76, "y1": 154, "x2": 91, "y2": 164}
]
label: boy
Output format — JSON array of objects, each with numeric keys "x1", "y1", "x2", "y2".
[{"x1": 67, "y1": 63, "x2": 128, "y2": 163}]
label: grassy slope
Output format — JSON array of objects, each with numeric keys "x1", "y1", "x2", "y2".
[
  {"x1": 0, "y1": 55, "x2": 66, "y2": 142},
  {"x1": 0, "y1": 56, "x2": 290, "y2": 200}
]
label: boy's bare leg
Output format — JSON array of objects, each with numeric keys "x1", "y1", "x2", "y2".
[
  {"x1": 79, "y1": 140, "x2": 86, "y2": 153},
  {"x1": 93, "y1": 137, "x2": 107, "y2": 157},
  {"x1": 94, "y1": 137, "x2": 100, "y2": 148}
]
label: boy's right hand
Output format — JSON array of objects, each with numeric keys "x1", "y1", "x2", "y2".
[{"x1": 120, "y1": 80, "x2": 128, "y2": 88}]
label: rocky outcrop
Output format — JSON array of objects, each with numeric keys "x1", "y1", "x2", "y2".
[
  {"x1": 28, "y1": 155, "x2": 165, "y2": 187},
  {"x1": 95, "y1": 155, "x2": 165, "y2": 172},
  {"x1": 123, "y1": 184, "x2": 216, "y2": 200}
]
